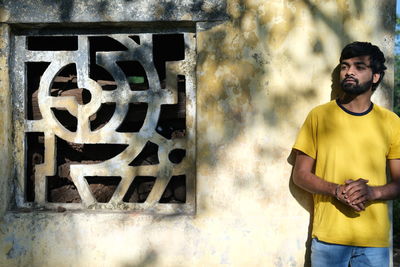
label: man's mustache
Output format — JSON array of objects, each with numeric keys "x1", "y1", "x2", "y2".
[
  {"x1": 343, "y1": 77, "x2": 358, "y2": 82},
  {"x1": 341, "y1": 77, "x2": 359, "y2": 85}
]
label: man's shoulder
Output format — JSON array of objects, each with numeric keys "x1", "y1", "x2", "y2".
[
  {"x1": 373, "y1": 103, "x2": 400, "y2": 121},
  {"x1": 308, "y1": 100, "x2": 337, "y2": 115}
]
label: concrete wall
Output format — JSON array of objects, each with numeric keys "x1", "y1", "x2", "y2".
[{"x1": 0, "y1": 0, "x2": 395, "y2": 266}]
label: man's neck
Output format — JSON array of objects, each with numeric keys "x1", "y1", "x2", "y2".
[{"x1": 337, "y1": 91, "x2": 373, "y2": 113}]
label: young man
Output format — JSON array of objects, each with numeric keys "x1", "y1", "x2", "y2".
[{"x1": 293, "y1": 42, "x2": 400, "y2": 267}]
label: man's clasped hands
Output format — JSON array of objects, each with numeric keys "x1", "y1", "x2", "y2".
[{"x1": 335, "y1": 178, "x2": 376, "y2": 212}]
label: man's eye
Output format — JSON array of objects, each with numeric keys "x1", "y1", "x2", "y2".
[
  {"x1": 356, "y1": 65, "x2": 367, "y2": 71},
  {"x1": 340, "y1": 65, "x2": 348, "y2": 70}
]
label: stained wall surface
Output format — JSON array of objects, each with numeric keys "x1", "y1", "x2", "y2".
[{"x1": 0, "y1": 0, "x2": 396, "y2": 266}]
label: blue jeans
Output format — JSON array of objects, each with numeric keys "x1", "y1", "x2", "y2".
[{"x1": 311, "y1": 238, "x2": 389, "y2": 267}]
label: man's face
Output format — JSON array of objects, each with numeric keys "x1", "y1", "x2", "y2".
[{"x1": 339, "y1": 56, "x2": 380, "y2": 95}]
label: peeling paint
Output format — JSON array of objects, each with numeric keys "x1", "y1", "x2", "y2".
[
  {"x1": 1, "y1": 0, "x2": 228, "y2": 23},
  {"x1": 0, "y1": 7, "x2": 10, "y2": 23},
  {"x1": 5, "y1": 237, "x2": 26, "y2": 259}
]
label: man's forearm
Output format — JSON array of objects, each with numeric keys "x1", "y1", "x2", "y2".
[
  {"x1": 293, "y1": 169, "x2": 337, "y2": 196},
  {"x1": 370, "y1": 181, "x2": 400, "y2": 200},
  {"x1": 293, "y1": 152, "x2": 365, "y2": 211},
  {"x1": 293, "y1": 152, "x2": 338, "y2": 196}
]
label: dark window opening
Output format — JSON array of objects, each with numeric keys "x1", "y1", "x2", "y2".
[
  {"x1": 168, "y1": 149, "x2": 186, "y2": 164},
  {"x1": 90, "y1": 65, "x2": 117, "y2": 91},
  {"x1": 47, "y1": 175, "x2": 82, "y2": 203},
  {"x1": 26, "y1": 62, "x2": 50, "y2": 120},
  {"x1": 51, "y1": 63, "x2": 91, "y2": 103},
  {"x1": 123, "y1": 176, "x2": 156, "y2": 203},
  {"x1": 129, "y1": 35, "x2": 140, "y2": 45},
  {"x1": 117, "y1": 61, "x2": 149, "y2": 91},
  {"x1": 156, "y1": 75, "x2": 186, "y2": 139},
  {"x1": 90, "y1": 103, "x2": 116, "y2": 131},
  {"x1": 159, "y1": 175, "x2": 186, "y2": 203},
  {"x1": 89, "y1": 36, "x2": 128, "y2": 53},
  {"x1": 27, "y1": 36, "x2": 78, "y2": 51},
  {"x1": 51, "y1": 108, "x2": 78, "y2": 132},
  {"x1": 129, "y1": 141, "x2": 159, "y2": 166},
  {"x1": 153, "y1": 34, "x2": 185, "y2": 89},
  {"x1": 51, "y1": 63, "x2": 92, "y2": 104},
  {"x1": 116, "y1": 103, "x2": 148, "y2": 133},
  {"x1": 85, "y1": 176, "x2": 121, "y2": 203},
  {"x1": 25, "y1": 132, "x2": 44, "y2": 202}
]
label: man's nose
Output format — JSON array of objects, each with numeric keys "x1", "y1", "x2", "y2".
[{"x1": 345, "y1": 65, "x2": 356, "y2": 76}]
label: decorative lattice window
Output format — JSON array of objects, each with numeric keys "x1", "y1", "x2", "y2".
[{"x1": 11, "y1": 29, "x2": 196, "y2": 214}]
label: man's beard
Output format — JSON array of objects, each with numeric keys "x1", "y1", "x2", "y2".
[{"x1": 340, "y1": 77, "x2": 373, "y2": 95}]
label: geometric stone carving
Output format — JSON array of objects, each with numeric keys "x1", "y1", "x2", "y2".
[{"x1": 12, "y1": 32, "x2": 196, "y2": 214}]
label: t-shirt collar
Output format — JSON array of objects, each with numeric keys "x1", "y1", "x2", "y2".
[{"x1": 335, "y1": 99, "x2": 374, "y2": 116}]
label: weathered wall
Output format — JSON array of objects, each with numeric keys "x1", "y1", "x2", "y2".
[{"x1": 0, "y1": 0, "x2": 395, "y2": 266}]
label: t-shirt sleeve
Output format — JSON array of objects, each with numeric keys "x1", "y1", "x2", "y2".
[
  {"x1": 388, "y1": 114, "x2": 400, "y2": 159},
  {"x1": 293, "y1": 110, "x2": 317, "y2": 159}
]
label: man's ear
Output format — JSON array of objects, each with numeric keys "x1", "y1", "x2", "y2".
[{"x1": 373, "y1": 73, "x2": 381, "y2": 83}]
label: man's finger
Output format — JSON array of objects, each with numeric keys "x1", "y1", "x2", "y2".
[
  {"x1": 351, "y1": 195, "x2": 367, "y2": 205},
  {"x1": 343, "y1": 179, "x2": 368, "y2": 194},
  {"x1": 345, "y1": 186, "x2": 367, "y2": 198}
]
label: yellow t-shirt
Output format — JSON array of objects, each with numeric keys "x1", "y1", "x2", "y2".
[{"x1": 293, "y1": 100, "x2": 400, "y2": 247}]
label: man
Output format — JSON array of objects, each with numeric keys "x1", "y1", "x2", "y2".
[{"x1": 293, "y1": 42, "x2": 400, "y2": 267}]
